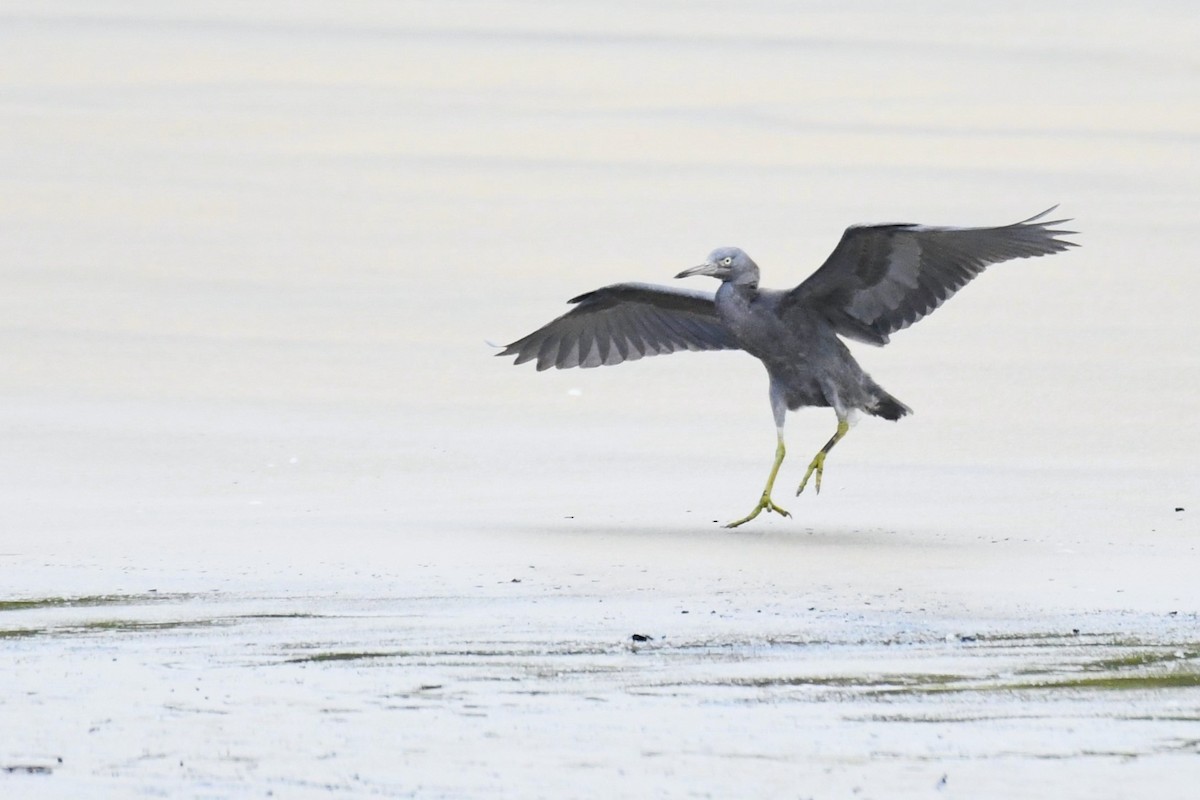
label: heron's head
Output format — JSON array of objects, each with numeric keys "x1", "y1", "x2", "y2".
[{"x1": 675, "y1": 247, "x2": 760, "y2": 286}]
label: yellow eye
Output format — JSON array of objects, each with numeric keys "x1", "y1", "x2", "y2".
[{"x1": 722, "y1": 256, "x2": 733, "y2": 266}]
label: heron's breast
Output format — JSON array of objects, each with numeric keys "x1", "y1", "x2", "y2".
[{"x1": 717, "y1": 295, "x2": 815, "y2": 360}]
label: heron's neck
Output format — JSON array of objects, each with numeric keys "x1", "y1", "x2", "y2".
[
  {"x1": 717, "y1": 281, "x2": 759, "y2": 310},
  {"x1": 727, "y1": 275, "x2": 759, "y2": 294},
  {"x1": 730, "y1": 265, "x2": 759, "y2": 289}
]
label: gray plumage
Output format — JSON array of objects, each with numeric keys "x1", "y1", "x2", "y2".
[
  {"x1": 500, "y1": 207, "x2": 1077, "y2": 527},
  {"x1": 503, "y1": 283, "x2": 739, "y2": 371}
]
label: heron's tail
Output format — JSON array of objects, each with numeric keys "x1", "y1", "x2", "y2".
[{"x1": 867, "y1": 391, "x2": 912, "y2": 421}]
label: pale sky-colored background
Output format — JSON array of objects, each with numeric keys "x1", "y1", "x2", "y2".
[{"x1": 3, "y1": 1, "x2": 1196, "y2": 552}]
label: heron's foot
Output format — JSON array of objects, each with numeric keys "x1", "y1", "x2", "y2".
[
  {"x1": 724, "y1": 494, "x2": 791, "y2": 529},
  {"x1": 796, "y1": 452, "x2": 827, "y2": 495}
]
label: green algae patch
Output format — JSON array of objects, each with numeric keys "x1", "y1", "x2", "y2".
[
  {"x1": 728, "y1": 673, "x2": 966, "y2": 690},
  {"x1": 0, "y1": 618, "x2": 228, "y2": 639},
  {"x1": 1083, "y1": 649, "x2": 1198, "y2": 672},
  {"x1": 71, "y1": 619, "x2": 225, "y2": 634},
  {"x1": 871, "y1": 662, "x2": 1200, "y2": 696},
  {"x1": 1023, "y1": 672, "x2": 1200, "y2": 691},
  {"x1": 284, "y1": 651, "x2": 401, "y2": 665},
  {"x1": 0, "y1": 593, "x2": 193, "y2": 612},
  {"x1": 0, "y1": 628, "x2": 44, "y2": 639}
]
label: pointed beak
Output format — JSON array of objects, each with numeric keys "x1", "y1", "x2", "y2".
[{"x1": 675, "y1": 262, "x2": 726, "y2": 279}]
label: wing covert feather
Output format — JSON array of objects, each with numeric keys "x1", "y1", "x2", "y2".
[
  {"x1": 499, "y1": 282, "x2": 740, "y2": 370},
  {"x1": 786, "y1": 207, "x2": 1077, "y2": 345}
]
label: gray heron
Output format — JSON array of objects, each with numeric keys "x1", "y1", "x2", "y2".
[{"x1": 500, "y1": 208, "x2": 1077, "y2": 527}]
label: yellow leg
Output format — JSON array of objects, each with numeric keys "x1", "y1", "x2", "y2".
[
  {"x1": 725, "y1": 435, "x2": 791, "y2": 528},
  {"x1": 797, "y1": 418, "x2": 850, "y2": 495}
]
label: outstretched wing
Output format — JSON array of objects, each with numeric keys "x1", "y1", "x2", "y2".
[
  {"x1": 786, "y1": 207, "x2": 1078, "y2": 345},
  {"x1": 498, "y1": 282, "x2": 740, "y2": 370}
]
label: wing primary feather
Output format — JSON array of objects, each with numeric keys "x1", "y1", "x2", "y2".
[
  {"x1": 502, "y1": 284, "x2": 738, "y2": 367},
  {"x1": 592, "y1": 315, "x2": 613, "y2": 366},
  {"x1": 786, "y1": 207, "x2": 1077, "y2": 343},
  {"x1": 535, "y1": 328, "x2": 564, "y2": 371},
  {"x1": 655, "y1": 310, "x2": 699, "y2": 350},
  {"x1": 640, "y1": 309, "x2": 674, "y2": 356}
]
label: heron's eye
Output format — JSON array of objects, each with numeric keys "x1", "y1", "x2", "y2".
[{"x1": 721, "y1": 256, "x2": 733, "y2": 266}]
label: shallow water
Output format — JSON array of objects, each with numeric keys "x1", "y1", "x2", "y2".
[
  {"x1": 2, "y1": 1, "x2": 1199, "y2": 797},
  {"x1": 3, "y1": 590, "x2": 1199, "y2": 797}
]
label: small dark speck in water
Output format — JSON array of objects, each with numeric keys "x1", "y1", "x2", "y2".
[{"x1": 631, "y1": 634, "x2": 653, "y2": 642}]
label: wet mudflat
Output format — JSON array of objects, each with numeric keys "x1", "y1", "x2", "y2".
[{"x1": 3, "y1": 582, "x2": 1199, "y2": 798}]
